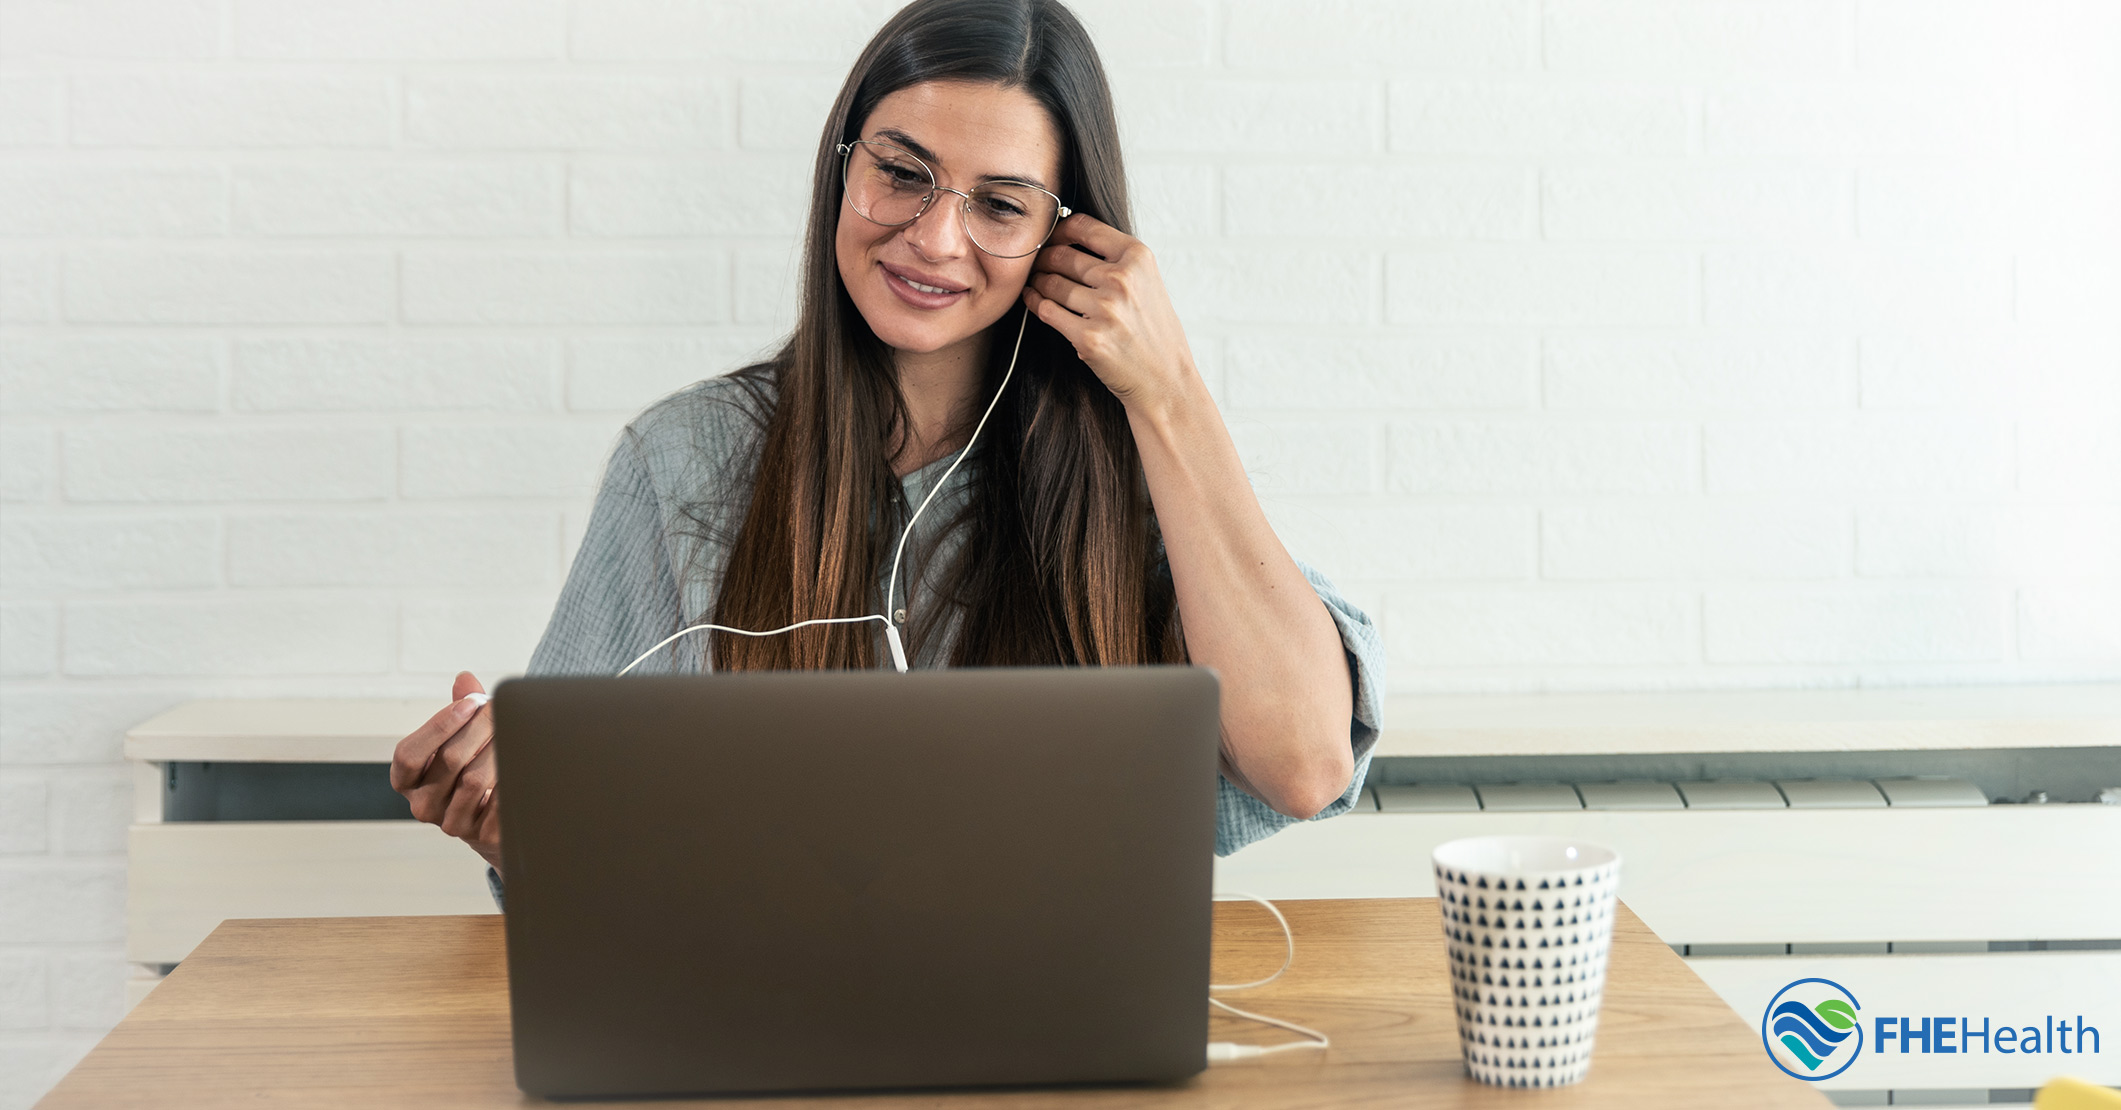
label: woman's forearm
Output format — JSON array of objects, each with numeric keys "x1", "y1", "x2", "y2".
[{"x1": 1127, "y1": 373, "x2": 1355, "y2": 819}]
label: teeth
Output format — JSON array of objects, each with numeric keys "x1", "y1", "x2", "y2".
[{"x1": 902, "y1": 275, "x2": 955, "y2": 295}]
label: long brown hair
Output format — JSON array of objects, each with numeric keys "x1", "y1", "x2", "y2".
[{"x1": 707, "y1": 0, "x2": 1182, "y2": 670}]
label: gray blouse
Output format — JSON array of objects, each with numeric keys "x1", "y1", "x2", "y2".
[{"x1": 501, "y1": 373, "x2": 1382, "y2": 897}]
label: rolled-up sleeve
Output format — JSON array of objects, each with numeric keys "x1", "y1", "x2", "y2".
[{"x1": 1213, "y1": 559, "x2": 1384, "y2": 856}]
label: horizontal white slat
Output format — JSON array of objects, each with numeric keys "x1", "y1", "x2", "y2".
[
  {"x1": 1376, "y1": 683, "x2": 2121, "y2": 757},
  {"x1": 126, "y1": 698, "x2": 439, "y2": 763},
  {"x1": 1214, "y1": 807, "x2": 2121, "y2": 945},
  {"x1": 127, "y1": 820, "x2": 495, "y2": 964},
  {"x1": 1686, "y1": 952, "x2": 2121, "y2": 1089}
]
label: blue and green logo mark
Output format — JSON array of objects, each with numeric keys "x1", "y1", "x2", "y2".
[{"x1": 1763, "y1": 978, "x2": 1863, "y2": 1080}]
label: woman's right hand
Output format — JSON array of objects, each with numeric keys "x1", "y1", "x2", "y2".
[{"x1": 392, "y1": 671, "x2": 503, "y2": 874}]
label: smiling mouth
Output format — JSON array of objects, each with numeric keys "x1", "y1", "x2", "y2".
[{"x1": 901, "y1": 276, "x2": 956, "y2": 294}]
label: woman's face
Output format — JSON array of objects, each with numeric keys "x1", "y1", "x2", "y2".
[{"x1": 836, "y1": 80, "x2": 1064, "y2": 359}]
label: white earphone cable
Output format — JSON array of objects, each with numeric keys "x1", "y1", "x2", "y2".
[
  {"x1": 616, "y1": 306, "x2": 1032, "y2": 678},
  {"x1": 1206, "y1": 891, "x2": 1330, "y2": 1062}
]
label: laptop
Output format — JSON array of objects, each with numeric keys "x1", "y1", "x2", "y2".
[{"x1": 491, "y1": 666, "x2": 1222, "y2": 1099}]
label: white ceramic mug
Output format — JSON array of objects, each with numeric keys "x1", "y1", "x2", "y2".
[{"x1": 1431, "y1": 836, "x2": 1622, "y2": 1088}]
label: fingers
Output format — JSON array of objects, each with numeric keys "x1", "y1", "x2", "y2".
[
  {"x1": 1029, "y1": 270, "x2": 1099, "y2": 317},
  {"x1": 1022, "y1": 286, "x2": 1086, "y2": 344},
  {"x1": 451, "y1": 670, "x2": 486, "y2": 703},
  {"x1": 1034, "y1": 241, "x2": 1104, "y2": 283},
  {"x1": 390, "y1": 694, "x2": 483, "y2": 793},
  {"x1": 1050, "y1": 212, "x2": 1132, "y2": 259},
  {"x1": 403, "y1": 706, "x2": 493, "y2": 825},
  {"x1": 438, "y1": 738, "x2": 497, "y2": 839}
]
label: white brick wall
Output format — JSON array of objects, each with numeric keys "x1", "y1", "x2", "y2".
[{"x1": 2, "y1": 1, "x2": 2118, "y2": 1102}]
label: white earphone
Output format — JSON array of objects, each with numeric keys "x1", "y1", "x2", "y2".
[{"x1": 617, "y1": 307, "x2": 1032, "y2": 677}]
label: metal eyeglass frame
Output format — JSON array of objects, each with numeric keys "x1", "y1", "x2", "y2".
[{"x1": 836, "y1": 138, "x2": 1071, "y2": 259}]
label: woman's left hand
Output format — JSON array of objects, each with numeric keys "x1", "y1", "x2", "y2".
[{"x1": 1023, "y1": 213, "x2": 1199, "y2": 415}]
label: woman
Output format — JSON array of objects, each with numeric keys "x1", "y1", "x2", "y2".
[{"x1": 390, "y1": 0, "x2": 1384, "y2": 895}]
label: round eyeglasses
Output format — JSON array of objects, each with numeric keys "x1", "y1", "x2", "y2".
[{"x1": 836, "y1": 139, "x2": 1070, "y2": 259}]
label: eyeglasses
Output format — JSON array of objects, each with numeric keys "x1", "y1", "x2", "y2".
[{"x1": 836, "y1": 138, "x2": 1070, "y2": 259}]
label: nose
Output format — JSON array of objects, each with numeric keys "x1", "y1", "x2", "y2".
[{"x1": 900, "y1": 189, "x2": 972, "y2": 262}]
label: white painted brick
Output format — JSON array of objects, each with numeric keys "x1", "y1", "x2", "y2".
[
  {"x1": 1229, "y1": 420, "x2": 1378, "y2": 496},
  {"x1": 0, "y1": 1037, "x2": 98, "y2": 1110},
  {"x1": 232, "y1": 161, "x2": 561, "y2": 237},
  {"x1": 1390, "y1": 588, "x2": 1698, "y2": 666},
  {"x1": 1706, "y1": 415, "x2": 2009, "y2": 495},
  {"x1": 1706, "y1": 586, "x2": 2008, "y2": 663},
  {"x1": 0, "y1": 74, "x2": 65, "y2": 146},
  {"x1": 1388, "y1": 250, "x2": 1694, "y2": 325},
  {"x1": 570, "y1": 157, "x2": 809, "y2": 238},
  {"x1": 1, "y1": 250, "x2": 61, "y2": 323},
  {"x1": 1545, "y1": 0, "x2": 1844, "y2": 73},
  {"x1": 231, "y1": 338, "x2": 556, "y2": 412},
  {"x1": 0, "y1": 861, "x2": 126, "y2": 942},
  {"x1": 1704, "y1": 249, "x2": 2009, "y2": 326},
  {"x1": 63, "y1": 426, "x2": 394, "y2": 503},
  {"x1": 1856, "y1": 166, "x2": 2013, "y2": 243},
  {"x1": 1858, "y1": 506, "x2": 2121, "y2": 581},
  {"x1": 0, "y1": 953, "x2": 46, "y2": 1027},
  {"x1": 0, "y1": 515, "x2": 220, "y2": 590},
  {"x1": 0, "y1": 778, "x2": 47, "y2": 854},
  {"x1": 1, "y1": 602, "x2": 57, "y2": 677},
  {"x1": 63, "y1": 598, "x2": 394, "y2": 676},
  {"x1": 227, "y1": 511, "x2": 559, "y2": 588},
  {"x1": 1543, "y1": 505, "x2": 1848, "y2": 581},
  {"x1": 1390, "y1": 82, "x2": 1688, "y2": 155},
  {"x1": 402, "y1": 251, "x2": 728, "y2": 324},
  {"x1": 70, "y1": 74, "x2": 393, "y2": 148},
  {"x1": 1160, "y1": 248, "x2": 1371, "y2": 324},
  {"x1": 0, "y1": 425, "x2": 57, "y2": 502},
  {"x1": 64, "y1": 249, "x2": 395, "y2": 324},
  {"x1": 567, "y1": 335, "x2": 777, "y2": 413},
  {"x1": 2019, "y1": 588, "x2": 2121, "y2": 663},
  {"x1": 233, "y1": 0, "x2": 562, "y2": 59},
  {"x1": 1856, "y1": 333, "x2": 2121, "y2": 411},
  {"x1": 2013, "y1": 172, "x2": 2121, "y2": 245},
  {"x1": 2018, "y1": 412, "x2": 2121, "y2": 498},
  {"x1": 407, "y1": 75, "x2": 729, "y2": 150},
  {"x1": 0, "y1": 0, "x2": 220, "y2": 59},
  {"x1": 567, "y1": 0, "x2": 897, "y2": 63},
  {"x1": 1226, "y1": 0, "x2": 1525, "y2": 70},
  {"x1": 401, "y1": 596, "x2": 555, "y2": 677},
  {"x1": 1388, "y1": 419, "x2": 1697, "y2": 494},
  {"x1": 1129, "y1": 162, "x2": 1217, "y2": 241},
  {"x1": 2018, "y1": 252, "x2": 2121, "y2": 326},
  {"x1": 48, "y1": 769, "x2": 129, "y2": 855},
  {"x1": 1706, "y1": 83, "x2": 2013, "y2": 157},
  {"x1": 0, "y1": 164, "x2": 225, "y2": 236},
  {"x1": 0, "y1": 338, "x2": 219, "y2": 412},
  {"x1": 1113, "y1": 78, "x2": 1378, "y2": 155},
  {"x1": 48, "y1": 950, "x2": 127, "y2": 1030},
  {"x1": 1227, "y1": 334, "x2": 1536, "y2": 412},
  {"x1": 399, "y1": 423, "x2": 622, "y2": 500},
  {"x1": 1543, "y1": 167, "x2": 1849, "y2": 242},
  {"x1": 2019, "y1": 67, "x2": 2121, "y2": 160},
  {"x1": 1854, "y1": 0, "x2": 2024, "y2": 75},
  {"x1": 1544, "y1": 334, "x2": 1852, "y2": 410},
  {"x1": 0, "y1": 690, "x2": 174, "y2": 765},
  {"x1": 1269, "y1": 505, "x2": 1533, "y2": 582},
  {"x1": 738, "y1": 76, "x2": 843, "y2": 151},
  {"x1": 733, "y1": 245, "x2": 801, "y2": 329},
  {"x1": 1064, "y1": 0, "x2": 1211, "y2": 68},
  {"x1": 1227, "y1": 165, "x2": 1531, "y2": 240}
]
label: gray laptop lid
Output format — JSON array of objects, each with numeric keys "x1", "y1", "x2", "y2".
[{"x1": 493, "y1": 666, "x2": 1221, "y2": 1099}]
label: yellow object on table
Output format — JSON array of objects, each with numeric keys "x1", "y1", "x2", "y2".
[{"x1": 2038, "y1": 1077, "x2": 2121, "y2": 1110}]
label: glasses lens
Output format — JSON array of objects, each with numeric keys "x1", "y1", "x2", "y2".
[
  {"x1": 844, "y1": 142, "x2": 932, "y2": 226},
  {"x1": 964, "y1": 183, "x2": 1060, "y2": 258}
]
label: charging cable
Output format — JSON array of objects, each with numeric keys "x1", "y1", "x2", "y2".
[
  {"x1": 1206, "y1": 891, "x2": 1330, "y2": 1062},
  {"x1": 615, "y1": 308, "x2": 1032, "y2": 678}
]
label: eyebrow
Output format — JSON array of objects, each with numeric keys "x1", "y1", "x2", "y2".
[{"x1": 870, "y1": 127, "x2": 1054, "y2": 193}]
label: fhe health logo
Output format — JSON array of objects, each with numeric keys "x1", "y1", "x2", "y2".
[{"x1": 1762, "y1": 978, "x2": 1863, "y2": 1081}]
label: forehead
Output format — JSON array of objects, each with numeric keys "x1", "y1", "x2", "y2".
[{"x1": 858, "y1": 80, "x2": 1063, "y2": 189}]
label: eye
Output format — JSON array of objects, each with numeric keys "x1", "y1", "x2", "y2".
[
  {"x1": 975, "y1": 192, "x2": 1028, "y2": 219},
  {"x1": 876, "y1": 161, "x2": 928, "y2": 188}
]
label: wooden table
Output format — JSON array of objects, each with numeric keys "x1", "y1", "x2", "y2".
[{"x1": 39, "y1": 899, "x2": 1829, "y2": 1109}]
